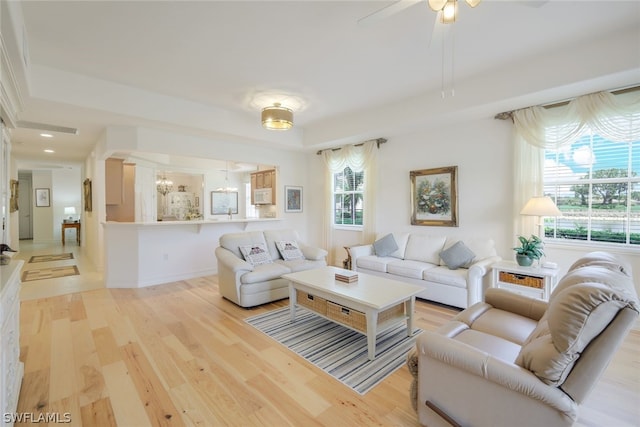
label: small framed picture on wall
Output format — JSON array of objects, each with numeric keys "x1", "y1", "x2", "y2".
[
  {"x1": 35, "y1": 188, "x2": 50, "y2": 207},
  {"x1": 285, "y1": 186, "x2": 303, "y2": 213}
]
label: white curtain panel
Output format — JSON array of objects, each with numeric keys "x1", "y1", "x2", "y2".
[
  {"x1": 512, "y1": 90, "x2": 640, "y2": 238},
  {"x1": 322, "y1": 140, "x2": 378, "y2": 265}
]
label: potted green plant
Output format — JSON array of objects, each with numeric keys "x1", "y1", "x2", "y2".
[{"x1": 513, "y1": 235, "x2": 544, "y2": 267}]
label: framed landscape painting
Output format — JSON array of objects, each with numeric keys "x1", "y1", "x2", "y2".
[{"x1": 410, "y1": 166, "x2": 458, "y2": 227}]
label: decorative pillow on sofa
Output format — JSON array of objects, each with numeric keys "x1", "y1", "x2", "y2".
[
  {"x1": 275, "y1": 240, "x2": 305, "y2": 261},
  {"x1": 373, "y1": 233, "x2": 399, "y2": 257},
  {"x1": 439, "y1": 240, "x2": 476, "y2": 269},
  {"x1": 239, "y1": 243, "x2": 273, "y2": 266}
]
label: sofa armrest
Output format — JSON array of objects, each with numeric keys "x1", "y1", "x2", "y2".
[
  {"x1": 348, "y1": 244, "x2": 374, "y2": 270},
  {"x1": 484, "y1": 288, "x2": 548, "y2": 321},
  {"x1": 417, "y1": 331, "x2": 577, "y2": 422},
  {"x1": 465, "y1": 255, "x2": 501, "y2": 306},
  {"x1": 215, "y1": 246, "x2": 253, "y2": 273},
  {"x1": 299, "y1": 244, "x2": 328, "y2": 261},
  {"x1": 468, "y1": 255, "x2": 502, "y2": 278}
]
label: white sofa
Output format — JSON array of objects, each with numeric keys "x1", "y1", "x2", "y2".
[
  {"x1": 215, "y1": 229, "x2": 328, "y2": 308},
  {"x1": 349, "y1": 232, "x2": 501, "y2": 308}
]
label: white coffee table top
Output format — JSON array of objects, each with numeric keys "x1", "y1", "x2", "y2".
[{"x1": 282, "y1": 266, "x2": 423, "y2": 310}]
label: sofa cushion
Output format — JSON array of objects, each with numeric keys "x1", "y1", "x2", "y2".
[
  {"x1": 453, "y1": 329, "x2": 522, "y2": 364},
  {"x1": 387, "y1": 260, "x2": 437, "y2": 279},
  {"x1": 468, "y1": 308, "x2": 539, "y2": 345},
  {"x1": 423, "y1": 266, "x2": 468, "y2": 288},
  {"x1": 440, "y1": 240, "x2": 476, "y2": 269},
  {"x1": 516, "y1": 267, "x2": 639, "y2": 386},
  {"x1": 356, "y1": 255, "x2": 395, "y2": 272},
  {"x1": 240, "y1": 263, "x2": 291, "y2": 284},
  {"x1": 275, "y1": 240, "x2": 305, "y2": 261},
  {"x1": 264, "y1": 229, "x2": 302, "y2": 260},
  {"x1": 404, "y1": 235, "x2": 447, "y2": 264},
  {"x1": 275, "y1": 258, "x2": 326, "y2": 273},
  {"x1": 440, "y1": 237, "x2": 496, "y2": 266},
  {"x1": 239, "y1": 243, "x2": 273, "y2": 266},
  {"x1": 220, "y1": 231, "x2": 269, "y2": 259},
  {"x1": 373, "y1": 233, "x2": 399, "y2": 257}
]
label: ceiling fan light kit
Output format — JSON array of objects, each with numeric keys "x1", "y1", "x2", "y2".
[
  {"x1": 261, "y1": 103, "x2": 293, "y2": 131},
  {"x1": 428, "y1": 0, "x2": 481, "y2": 23}
]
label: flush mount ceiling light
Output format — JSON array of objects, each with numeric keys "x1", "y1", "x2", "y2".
[
  {"x1": 261, "y1": 103, "x2": 293, "y2": 131},
  {"x1": 428, "y1": 0, "x2": 480, "y2": 24}
]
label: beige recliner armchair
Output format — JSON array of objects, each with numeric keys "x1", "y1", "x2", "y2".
[{"x1": 408, "y1": 251, "x2": 639, "y2": 427}]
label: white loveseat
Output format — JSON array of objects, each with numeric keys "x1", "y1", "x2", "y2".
[
  {"x1": 349, "y1": 232, "x2": 501, "y2": 308},
  {"x1": 215, "y1": 229, "x2": 328, "y2": 308}
]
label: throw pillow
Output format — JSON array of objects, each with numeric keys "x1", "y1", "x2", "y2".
[
  {"x1": 439, "y1": 240, "x2": 476, "y2": 270},
  {"x1": 239, "y1": 243, "x2": 273, "y2": 266},
  {"x1": 373, "y1": 233, "x2": 399, "y2": 257},
  {"x1": 275, "y1": 240, "x2": 305, "y2": 261}
]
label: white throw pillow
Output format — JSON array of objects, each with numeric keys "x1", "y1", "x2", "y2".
[
  {"x1": 275, "y1": 240, "x2": 305, "y2": 261},
  {"x1": 239, "y1": 243, "x2": 273, "y2": 265}
]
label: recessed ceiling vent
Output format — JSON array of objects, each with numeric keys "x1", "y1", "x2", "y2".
[{"x1": 16, "y1": 121, "x2": 79, "y2": 135}]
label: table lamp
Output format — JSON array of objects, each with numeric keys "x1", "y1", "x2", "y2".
[
  {"x1": 64, "y1": 206, "x2": 76, "y2": 221},
  {"x1": 520, "y1": 196, "x2": 562, "y2": 239}
]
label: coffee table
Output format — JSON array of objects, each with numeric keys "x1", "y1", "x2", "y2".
[{"x1": 283, "y1": 266, "x2": 423, "y2": 360}]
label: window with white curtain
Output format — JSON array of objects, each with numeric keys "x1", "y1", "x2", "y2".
[
  {"x1": 333, "y1": 166, "x2": 364, "y2": 226},
  {"x1": 543, "y1": 126, "x2": 640, "y2": 245}
]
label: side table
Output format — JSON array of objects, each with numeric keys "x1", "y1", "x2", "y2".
[
  {"x1": 62, "y1": 221, "x2": 81, "y2": 245},
  {"x1": 491, "y1": 260, "x2": 559, "y2": 301}
]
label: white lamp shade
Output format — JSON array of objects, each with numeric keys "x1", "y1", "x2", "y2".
[
  {"x1": 64, "y1": 206, "x2": 77, "y2": 215},
  {"x1": 520, "y1": 196, "x2": 562, "y2": 217}
]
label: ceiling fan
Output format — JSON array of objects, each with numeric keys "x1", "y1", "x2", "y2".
[
  {"x1": 358, "y1": 0, "x2": 481, "y2": 53},
  {"x1": 358, "y1": 0, "x2": 548, "y2": 36},
  {"x1": 358, "y1": 0, "x2": 480, "y2": 28}
]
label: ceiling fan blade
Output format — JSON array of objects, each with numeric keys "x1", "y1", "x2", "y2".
[
  {"x1": 358, "y1": 0, "x2": 424, "y2": 26},
  {"x1": 519, "y1": 1, "x2": 549, "y2": 8},
  {"x1": 427, "y1": 11, "x2": 442, "y2": 48}
]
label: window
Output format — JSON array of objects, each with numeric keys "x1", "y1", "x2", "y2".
[
  {"x1": 333, "y1": 166, "x2": 364, "y2": 226},
  {"x1": 544, "y1": 131, "x2": 640, "y2": 245}
]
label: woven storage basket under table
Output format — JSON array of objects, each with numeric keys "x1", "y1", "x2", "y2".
[
  {"x1": 499, "y1": 271, "x2": 544, "y2": 289},
  {"x1": 378, "y1": 303, "x2": 405, "y2": 324},
  {"x1": 327, "y1": 301, "x2": 367, "y2": 332},
  {"x1": 296, "y1": 291, "x2": 328, "y2": 315}
]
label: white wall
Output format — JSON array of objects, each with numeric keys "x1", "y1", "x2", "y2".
[{"x1": 306, "y1": 117, "x2": 514, "y2": 264}]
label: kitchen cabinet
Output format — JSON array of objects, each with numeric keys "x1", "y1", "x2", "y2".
[{"x1": 250, "y1": 169, "x2": 276, "y2": 205}]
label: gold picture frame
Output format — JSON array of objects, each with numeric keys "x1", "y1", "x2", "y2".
[
  {"x1": 83, "y1": 178, "x2": 92, "y2": 212},
  {"x1": 410, "y1": 166, "x2": 458, "y2": 227},
  {"x1": 9, "y1": 180, "x2": 18, "y2": 212}
]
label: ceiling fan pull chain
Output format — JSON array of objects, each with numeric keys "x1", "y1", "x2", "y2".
[
  {"x1": 441, "y1": 22, "x2": 446, "y2": 99},
  {"x1": 451, "y1": 21, "x2": 455, "y2": 97}
]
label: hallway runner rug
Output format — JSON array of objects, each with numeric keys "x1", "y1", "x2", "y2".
[
  {"x1": 28, "y1": 253, "x2": 74, "y2": 263},
  {"x1": 245, "y1": 306, "x2": 422, "y2": 395},
  {"x1": 22, "y1": 265, "x2": 80, "y2": 282}
]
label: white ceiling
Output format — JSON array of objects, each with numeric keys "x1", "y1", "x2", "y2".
[{"x1": 6, "y1": 0, "x2": 640, "y2": 165}]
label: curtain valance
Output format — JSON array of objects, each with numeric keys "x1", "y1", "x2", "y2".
[{"x1": 513, "y1": 91, "x2": 640, "y2": 149}]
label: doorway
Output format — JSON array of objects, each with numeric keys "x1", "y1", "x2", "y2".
[{"x1": 18, "y1": 171, "x2": 33, "y2": 240}]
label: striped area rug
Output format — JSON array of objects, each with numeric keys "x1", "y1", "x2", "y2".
[
  {"x1": 22, "y1": 265, "x2": 80, "y2": 282},
  {"x1": 245, "y1": 306, "x2": 422, "y2": 394},
  {"x1": 29, "y1": 253, "x2": 74, "y2": 263}
]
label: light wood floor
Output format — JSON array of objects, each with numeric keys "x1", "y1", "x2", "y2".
[{"x1": 14, "y1": 243, "x2": 640, "y2": 426}]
